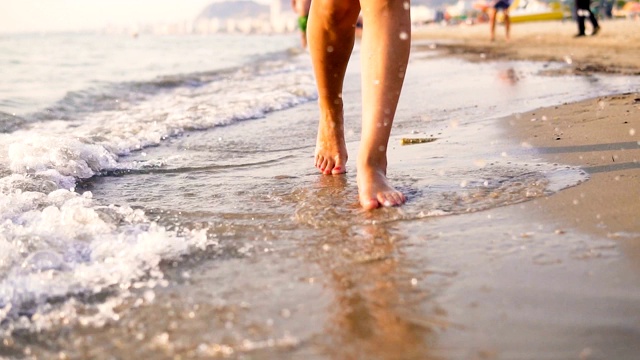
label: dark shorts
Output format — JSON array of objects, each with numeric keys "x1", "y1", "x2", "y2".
[{"x1": 494, "y1": 0, "x2": 511, "y2": 9}]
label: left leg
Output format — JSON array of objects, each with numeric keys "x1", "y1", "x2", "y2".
[
  {"x1": 503, "y1": 10, "x2": 510, "y2": 40},
  {"x1": 357, "y1": 0, "x2": 411, "y2": 209}
]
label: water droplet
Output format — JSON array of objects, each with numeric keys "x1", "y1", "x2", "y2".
[
  {"x1": 281, "y1": 308, "x2": 291, "y2": 318},
  {"x1": 143, "y1": 290, "x2": 156, "y2": 303},
  {"x1": 326, "y1": 46, "x2": 334, "y2": 53},
  {"x1": 403, "y1": 1, "x2": 410, "y2": 9},
  {"x1": 630, "y1": 128, "x2": 636, "y2": 136},
  {"x1": 411, "y1": 278, "x2": 418, "y2": 286},
  {"x1": 373, "y1": 79, "x2": 380, "y2": 85},
  {"x1": 399, "y1": 32, "x2": 409, "y2": 40},
  {"x1": 378, "y1": 145, "x2": 386, "y2": 151}
]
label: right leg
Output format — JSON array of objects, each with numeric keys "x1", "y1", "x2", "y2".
[
  {"x1": 588, "y1": 9, "x2": 600, "y2": 33},
  {"x1": 503, "y1": 11, "x2": 510, "y2": 40},
  {"x1": 489, "y1": 8, "x2": 498, "y2": 41},
  {"x1": 307, "y1": 0, "x2": 361, "y2": 175}
]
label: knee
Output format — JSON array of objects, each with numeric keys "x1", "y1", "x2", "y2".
[{"x1": 311, "y1": 0, "x2": 359, "y2": 26}]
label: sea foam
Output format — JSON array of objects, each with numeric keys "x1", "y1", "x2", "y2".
[{"x1": 0, "y1": 54, "x2": 317, "y2": 334}]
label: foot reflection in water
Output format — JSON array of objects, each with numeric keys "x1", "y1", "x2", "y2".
[{"x1": 309, "y1": 219, "x2": 442, "y2": 359}]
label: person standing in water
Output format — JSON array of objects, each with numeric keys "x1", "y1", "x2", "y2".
[
  {"x1": 307, "y1": 0, "x2": 410, "y2": 209},
  {"x1": 490, "y1": 0, "x2": 511, "y2": 41},
  {"x1": 291, "y1": 0, "x2": 312, "y2": 48}
]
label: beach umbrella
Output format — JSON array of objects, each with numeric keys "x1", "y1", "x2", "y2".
[{"x1": 623, "y1": 1, "x2": 640, "y2": 13}]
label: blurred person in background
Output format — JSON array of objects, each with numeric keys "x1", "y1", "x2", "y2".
[
  {"x1": 575, "y1": 0, "x2": 600, "y2": 37},
  {"x1": 292, "y1": 0, "x2": 312, "y2": 47},
  {"x1": 490, "y1": 0, "x2": 511, "y2": 41}
]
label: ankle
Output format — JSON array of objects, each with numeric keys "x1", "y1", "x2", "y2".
[{"x1": 357, "y1": 154, "x2": 387, "y2": 173}]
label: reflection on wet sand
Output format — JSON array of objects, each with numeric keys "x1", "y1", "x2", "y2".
[
  {"x1": 323, "y1": 226, "x2": 432, "y2": 359},
  {"x1": 497, "y1": 67, "x2": 519, "y2": 85},
  {"x1": 302, "y1": 176, "x2": 442, "y2": 359}
]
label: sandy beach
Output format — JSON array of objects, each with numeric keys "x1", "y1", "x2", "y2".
[
  {"x1": 414, "y1": 19, "x2": 640, "y2": 75},
  {"x1": 415, "y1": 18, "x2": 639, "y2": 245},
  {"x1": 408, "y1": 18, "x2": 640, "y2": 358}
]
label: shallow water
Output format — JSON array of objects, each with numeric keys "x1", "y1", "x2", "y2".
[{"x1": 1, "y1": 33, "x2": 639, "y2": 358}]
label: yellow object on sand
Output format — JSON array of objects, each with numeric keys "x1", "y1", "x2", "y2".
[
  {"x1": 400, "y1": 137, "x2": 437, "y2": 145},
  {"x1": 500, "y1": 0, "x2": 565, "y2": 23}
]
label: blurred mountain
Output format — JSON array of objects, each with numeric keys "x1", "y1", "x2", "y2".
[
  {"x1": 195, "y1": 1, "x2": 270, "y2": 21},
  {"x1": 194, "y1": 0, "x2": 458, "y2": 22},
  {"x1": 416, "y1": 0, "x2": 464, "y2": 7}
]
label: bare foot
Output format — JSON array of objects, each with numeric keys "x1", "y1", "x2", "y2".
[
  {"x1": 315, "y1": 110, "x2": 348, "y2": 175},
  {"x1": 357, "y1": 166, "x2": 405, "y2": 210}
]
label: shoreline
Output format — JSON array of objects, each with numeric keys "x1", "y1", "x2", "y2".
[
  {"x1": 505, "y1": 92, "x2": 640, "y2": 251},
  {"x1": 406, "y1": 23, "x2": 639, "y2": 356},
  {"x1": 412, "y1": 19, "x2": 640, "y2": 76},
  {"x1": 412, "y1": 18, "x2": 640, "y2": 243}
]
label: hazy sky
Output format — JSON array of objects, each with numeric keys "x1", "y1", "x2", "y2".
[{"x1": 0, "y1": 0, "x2": 230, "y2": 33}]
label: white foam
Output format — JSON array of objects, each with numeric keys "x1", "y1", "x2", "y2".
[{"x1": 0, "y1": 55, "x2": 316, "y2": 333}]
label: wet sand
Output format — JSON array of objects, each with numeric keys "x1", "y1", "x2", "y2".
[
  {"x1": 408, "y1": 18, "x2": 640, "y2": 359},
  {"x1": 415, "y1": 18, "x2": 640, "y2": 250},
  {"x1": 507, "y1": 93, "x2": 640, "y2": 251}
]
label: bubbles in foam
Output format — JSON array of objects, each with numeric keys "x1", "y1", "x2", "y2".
[{"x1": 0, "y1": 52, "x2": 315, "y2": 335}]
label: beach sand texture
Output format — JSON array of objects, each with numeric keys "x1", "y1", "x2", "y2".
[
  {"x1": 415, "y1": 18, "x2": 640, "y2": 250},
  {"x1": 412, "y1": 19, "x2": 640, "y2": 358},
  {"x1": 414, "y1": 19, "x2": 640, "y2": 75},
  {"x1": 2, "y1": 19, "x2": 639, "y2": 360}
]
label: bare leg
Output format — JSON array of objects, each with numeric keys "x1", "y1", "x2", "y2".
[
  {"x1": 307, "y1": 0, "x2": 360, "y2": 175},
  {"x1": 504, "y1": 12, "x2": 510, "y2": 40},
  {"x1": 357, "y1": 0, "x2": 410, "y2": 209},
  {"x1": 490, "y1": 8, "x2": 497, "y2": 41}
]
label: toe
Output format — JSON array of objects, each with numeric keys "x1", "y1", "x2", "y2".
[
  {"x1": 331, "y1": 165, "x2": 346, "y2": 175},
  {"x1": 379, "y1": 192, "x2": 405, "y2": 207}
]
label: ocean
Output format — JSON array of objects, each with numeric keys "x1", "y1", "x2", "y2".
[{"x1": 0, "y1": 32, "x2": 637, "y2": 358}]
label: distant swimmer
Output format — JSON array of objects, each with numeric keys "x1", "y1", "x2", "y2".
[
  {"x1": 490, "y1": 0, "x2": 511, "y2": 41},
  {"x1": 291, "y1": 0, "x2": 312, "y2": 48}
]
